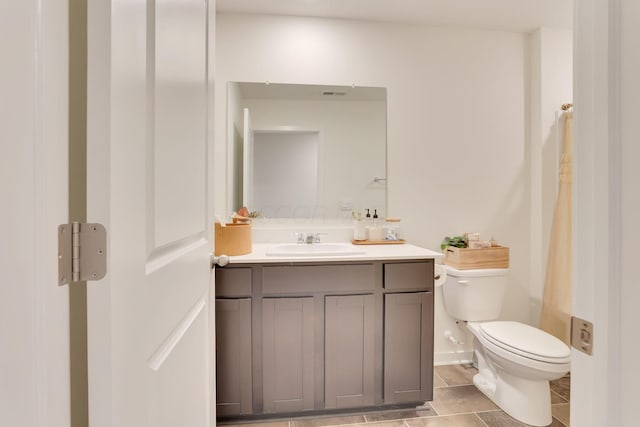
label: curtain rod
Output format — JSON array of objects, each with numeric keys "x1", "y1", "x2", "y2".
[{"x1": 561, "y1": 103, "x2": 573, "y2": 111}]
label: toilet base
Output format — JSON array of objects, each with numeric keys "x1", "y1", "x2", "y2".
[
  {"x1": 466, "y1": 322, "x2": 568, "y2": 427},
  {"x1": 473, "y1": 368, "x2": 552, "y2": 427}
]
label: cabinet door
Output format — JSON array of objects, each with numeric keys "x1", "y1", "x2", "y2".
[
  {"x1": 262, "y1": 298, "x2": 315, "y2": 413},
  {"x1": 325, "y1": 295, "x2": 375, "y2": 409},
  {"x1": 384, "y1": 292, "x2": 433, "y2": 404},
  {"x1": 216, "y1": 298, "x2": 253, "y2": 416}
]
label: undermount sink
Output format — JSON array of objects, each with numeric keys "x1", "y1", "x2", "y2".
[{"x1": 266, "y1": 243, "x2": 365, "y2": 257}]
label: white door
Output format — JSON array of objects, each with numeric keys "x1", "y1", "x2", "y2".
[
  {"x1": 1, "y1": 1, "x2": 70, "y2": 426},
  {"x1": 252, "y1": 131, "x2": 320, "y2": 217},
  {"x1": 242, "y1": 108, "x2": 254, "y2": 208},
  {"x1": 86, "y1": 1, "x2": 214, "y2": 427}
]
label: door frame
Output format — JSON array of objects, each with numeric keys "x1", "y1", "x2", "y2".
[
  {"x1": 571, "y1": 0, "x2": 636, "y2": 425},
  {"x1": 1, "y1": 0, "x2": 70, "y2": 426}
]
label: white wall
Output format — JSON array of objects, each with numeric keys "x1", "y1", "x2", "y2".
[
  {"x1": 215, "y1": 12, "x2": 572, "y2": 363},
  {"x1": 528, "y1": 28, "x2": 573, "y2": 326}
]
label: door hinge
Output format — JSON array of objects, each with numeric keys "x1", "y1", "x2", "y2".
[
  {"x1": 58, "y1": 222, "x2": 107, "y2": 285},
  {"x1": 571, "y1": 315, "x2": 593, "y2": 355}
]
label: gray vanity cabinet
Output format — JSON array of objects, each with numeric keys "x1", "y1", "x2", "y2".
[
  {"x1": 383, "y1": 262, "x2": 434, "y2": 404},
  {"x1": 325, "y1": 294, "x2": 375, "y2": 409},
  {"x1": 214, "y1": 258, "x2": 434, "y2": 420},
  {"x1": 262, "y1": 297, "x2": 315, "y2": 413}
]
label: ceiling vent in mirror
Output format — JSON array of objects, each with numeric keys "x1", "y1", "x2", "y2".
[{"x1": 323, "y1": 91, "x2": 347, "y2": 96}]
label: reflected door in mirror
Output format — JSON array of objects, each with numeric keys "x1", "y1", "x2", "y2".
[{"x1": 252, "y1": 131, "x2": 320, "y2": 218}]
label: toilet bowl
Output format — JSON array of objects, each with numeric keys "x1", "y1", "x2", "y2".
[{"x1": 439, "y1": 265, "x2": 570, "y2": 427}]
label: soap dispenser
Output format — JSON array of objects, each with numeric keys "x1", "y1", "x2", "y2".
[
  {"x1": 367, "y1": 208, "x2": 384, "y2": 241},
  {"x1": 352, "y1": 211, "x2": 367, "y2": 241}
]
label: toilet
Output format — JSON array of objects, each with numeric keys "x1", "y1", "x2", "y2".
[{"x1": 439, "y1": 265, "x2": 571, "y2": 427}]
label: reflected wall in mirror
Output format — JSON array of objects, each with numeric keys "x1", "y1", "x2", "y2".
[{"x1": 227, "y1": 82, "x2": 387, "y2": 219}]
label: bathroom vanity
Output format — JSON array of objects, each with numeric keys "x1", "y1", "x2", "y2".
[{"x1": 214, "y1": 243, "x2": 440, "y2": 420}]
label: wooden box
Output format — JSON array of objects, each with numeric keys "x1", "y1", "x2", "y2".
[
  {"x1": 214, "y1": 222, "x2": 252, "y2": 256},
  {"x1": 443, "y1": 245, "x2": 509, "y2": 270}
]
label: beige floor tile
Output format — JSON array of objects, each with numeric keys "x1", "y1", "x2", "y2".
[
  {"x1": 405, "y1": 413, "x2": 487, "y2": 426},
  {"x1": 551, "y1": 390, "x2": 567, "y2": 404},
  {"x1": 550, "y1": 374, "x2": 570, "y2": 401},
  {"x1": 433, "y1": 372, "x2": 448, "y2": 388},
  {"x1": 476, "y1": 410, "x2": 528, "y2": 426},
  {"x1": 364, "y1": 405, "x2": 437, "y2": 422},
  {"x1": 552, "y1": 403, "x2": 570, "y2": 426},
  {"x1": 290, "y1": 415, "x2": 365, "y2": 427},
  {"x1": 434, "y1": 364, "x2": 478, "y2": 386},
  {"x1": 234, "y1": 422, "x2": 290, "y2": 427},
  {"x1": 429, "y1": 384, "x2": 498, "y2": 415},
  {"x1": 477, "y1": 410, "x2": 566, "y2": 426},
  {"x1": 353, "y1": 421, "x2": 405, "y2": 427}
]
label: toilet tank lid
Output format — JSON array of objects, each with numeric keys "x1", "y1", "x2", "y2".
[{"x1": 443, "y1": 265, "x2": 509, "y2": 277}]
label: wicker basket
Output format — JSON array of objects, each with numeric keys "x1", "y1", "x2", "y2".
[
  {"x1": 214, "y1": 222, "x2": 252, "y2": 256},
  {"x1": 443, "y1": 245, "x2": 509, "y2": 269}
]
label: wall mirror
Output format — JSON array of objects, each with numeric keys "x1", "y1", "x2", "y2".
[{"x1": 227, "y1": 82, "x2": 387, "y2": 219}]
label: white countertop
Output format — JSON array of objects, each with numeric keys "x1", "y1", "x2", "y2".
[{"x1": 225, "y1": 242, "x2": 443, "y2": 264}]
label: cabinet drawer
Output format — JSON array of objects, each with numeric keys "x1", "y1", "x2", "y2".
[
  {"x1": 263, "y1": 264, "x2": 375, "y2": 295},
  {"x1": 215, "y1": 267, "x2": 252, "y2": 297},
  {"x1": 383, "y1": 261, "x2": 433, "y2": 291}
]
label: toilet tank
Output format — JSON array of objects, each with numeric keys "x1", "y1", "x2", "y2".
[{"x1": 441, "y1": 266, "x2": 509, "y2": 321}]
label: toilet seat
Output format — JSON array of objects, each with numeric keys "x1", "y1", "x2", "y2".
[{"x1": 478, "y1": 321, "x2": 571, "y2": 364}]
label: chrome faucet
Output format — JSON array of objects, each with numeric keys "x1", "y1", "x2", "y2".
[{"x1": 295, "y1": 232, "x2": 324, "y2": 244}]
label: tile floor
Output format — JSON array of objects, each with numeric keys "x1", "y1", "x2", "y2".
[{"x1": 222, "y1": 364, "x2": 570, "y2": 427}]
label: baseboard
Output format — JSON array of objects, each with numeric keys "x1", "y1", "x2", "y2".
[{"x1": 434, "y1": 350, "x2": 474, "y2": 366}]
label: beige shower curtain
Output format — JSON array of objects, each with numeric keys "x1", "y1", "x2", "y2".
[{"x1": 540, "y1": 112, "x2": 573, "y2": 345}]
